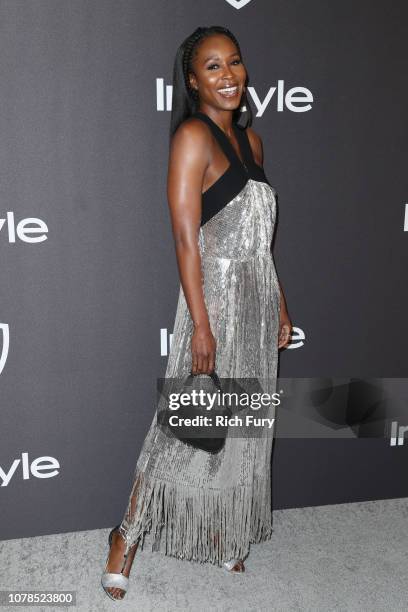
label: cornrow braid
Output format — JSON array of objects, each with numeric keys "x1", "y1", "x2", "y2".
[{"x1": 182, "y1": 29, "x2": 205, "y2": 99}]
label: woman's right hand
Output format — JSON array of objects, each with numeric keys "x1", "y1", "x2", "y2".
[{"x1": 191, "y1": 323, "x2": 216, "y2": 375}]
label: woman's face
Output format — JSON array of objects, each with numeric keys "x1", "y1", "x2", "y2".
[{"x1": 188, "y1": 34, "x2": 247, "y2": 112}]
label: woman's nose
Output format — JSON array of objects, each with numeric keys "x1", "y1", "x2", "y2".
[{"x1": 221, "y1": 64, "x2": 233, "y2": 78}]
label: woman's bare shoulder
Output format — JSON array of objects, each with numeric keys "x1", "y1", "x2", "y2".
[
  {"x1": 168, "y1": 117, "x2": 211, "y2": 180},
  {"x1": 171, "y1": 116, "x2": 212, "y2": 152}
]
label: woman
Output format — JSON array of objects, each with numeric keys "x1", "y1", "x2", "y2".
[{"x1": 101, "y1": 25, "x2": 292, "y2": 600}]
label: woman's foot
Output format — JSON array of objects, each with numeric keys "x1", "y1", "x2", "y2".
[
  {"x1": 213, "y1": 532, "x2": 246, "y2": 573},
  {"x1": 102, "y1": 527, "x2": 138, "y2": 600},
  {"x1": 223, "y1": 558, "x2": 245, "y2": 573}
]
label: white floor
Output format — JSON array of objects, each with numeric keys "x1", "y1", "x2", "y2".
[{"x1": 1, "y1": 497, "x2": 407, "y2": 612}]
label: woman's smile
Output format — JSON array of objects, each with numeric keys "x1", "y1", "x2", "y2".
[{"x1": 216, "y1": 85, "x2": 240, "y2": 98}]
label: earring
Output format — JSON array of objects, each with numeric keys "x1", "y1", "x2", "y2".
[{"x1": 240, "y1": 87, "x2": 247, "y2": 111}]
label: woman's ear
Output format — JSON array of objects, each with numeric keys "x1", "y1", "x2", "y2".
[{"x1": 189, "y1": 72, "x2": 198, "y2": 92}]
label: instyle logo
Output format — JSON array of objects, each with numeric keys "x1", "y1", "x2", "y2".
[
  {"x1": 224, "y1": 0, "x2": 253, "y2": 8},
  {"x1": 285, "y1": 326, "x2": 305, "y2": 349},
  {"x1": 156, "y1": 79, "x2": 314, "y2": 117},
  {"x1": 0, "y1": 212, "x2": 48, "y2": 243},
  {"x1": 161, "y1": 328, "x2": 173, "y2": 357},
  {"x1": 0, "y1": 452, "x2": 60, "y2": 487},
  {"x1": 161, "y1": 325, "x2": 304, "y2": 356},
  {"x1": 0, "y1": 323, "x2": 9, "y2": 375},
  {"x1": 389, "y1": 421, "x2": 408, "y2": 446}
]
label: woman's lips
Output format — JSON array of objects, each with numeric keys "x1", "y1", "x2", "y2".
[{"x1": 217, "y1": 86, "x2": 239, "y2": 98}]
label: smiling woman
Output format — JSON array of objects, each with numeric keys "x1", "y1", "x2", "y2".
[
  {"x1": 200, "y1": 49, "x2": 248, "y2": 108},
  {"x1": 101, "y1": 25, "x2": 292, "y2": 601}
]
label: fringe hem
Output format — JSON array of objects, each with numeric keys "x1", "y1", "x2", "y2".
[{"x1": 118, "y1": 469, "x2": 273, "y2": 566}]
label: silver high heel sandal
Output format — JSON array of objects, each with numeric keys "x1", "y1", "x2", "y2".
[
  {"x1": 223, "y1": 559, "x2": 245, "y2": 573},
  {"x1": 101, "y1": 524, "x2": 131, "y2": 600}
]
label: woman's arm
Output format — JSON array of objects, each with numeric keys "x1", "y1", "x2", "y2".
[
  {"x1": 167, "y1": 119, "x2": 216, "y2": 374},
  {"x1": 279, "y1": 282, "x2": 289, "y2": 315},
  {"x1": 247, "y1": 126, "x2": 292, "y2": 348}
]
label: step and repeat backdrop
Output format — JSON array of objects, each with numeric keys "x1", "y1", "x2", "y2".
[{"x1": 1, "y1": 0, "x2": 407, "y2": 541}]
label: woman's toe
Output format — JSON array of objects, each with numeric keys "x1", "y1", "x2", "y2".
[{"x1": 108, "y1": 587, "x2": 122, "y2": 599}]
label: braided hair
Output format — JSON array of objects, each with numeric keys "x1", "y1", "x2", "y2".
[{"x1": 169, "y1": 26, "x2": 252, "y2": 141}]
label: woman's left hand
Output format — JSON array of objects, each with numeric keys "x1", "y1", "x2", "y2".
[{"x1": 278, "y1": 310, "x2": 292, "y2": 349}]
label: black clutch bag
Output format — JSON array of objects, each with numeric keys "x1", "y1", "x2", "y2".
[{"x1": 158, "y1": 370, "x2": 232, "y2": 454}]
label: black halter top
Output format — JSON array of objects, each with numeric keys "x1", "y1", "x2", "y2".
[{"x1": 192, "y1": 111, "x2": 272, "y2": 226}]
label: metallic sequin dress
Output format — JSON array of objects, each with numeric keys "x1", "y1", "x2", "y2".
[{"x1": 118, "y1": 111, "x2": 281, "y2": 565}]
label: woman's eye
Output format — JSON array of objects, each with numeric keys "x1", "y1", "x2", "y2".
[{"x1": 208, "y1": 59, "x2": 241, "y2": 70}]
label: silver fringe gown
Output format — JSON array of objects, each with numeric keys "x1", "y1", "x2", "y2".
[{"x1": 119, "y1": 111, "x2": 281, "y2": 565}]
